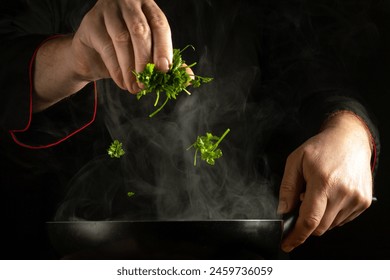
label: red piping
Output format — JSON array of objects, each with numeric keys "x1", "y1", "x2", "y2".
[
  {"x1": 371, "y1": 135, "x2": 377, "y2": 174},
  {"x1": 9, "y1": 35, "x2": 98, "y2": 149},
  {"x1": 350, "y1": 112, "x2": 378, "y2": 174}
]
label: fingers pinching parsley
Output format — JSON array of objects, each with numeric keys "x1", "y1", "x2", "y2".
[{"x1": 133, "y1": 45, "x2": 213, "y2": 118}]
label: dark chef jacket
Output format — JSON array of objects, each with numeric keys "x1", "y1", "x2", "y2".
[{"x1": 0, "y1": 0, "x2": 381, "y2": 259}]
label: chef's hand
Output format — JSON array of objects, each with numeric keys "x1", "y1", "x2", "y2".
[
  {"x1": 33, "y1": 0, "x2": 172, "y2": 111},
  {"x1": 72, "y1": 0, "x2": 172, "y2": 92},
  {"x1": 277, "y1": 111, "x2": 373, "y2": 252}
]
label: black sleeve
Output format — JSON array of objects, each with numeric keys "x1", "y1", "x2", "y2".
[
  {"x1": 0, "y1": 1, "x2": 51, "y2": 131},
  {"x1": 0, "y1": 0, "x2": 97, "y2": 147}
]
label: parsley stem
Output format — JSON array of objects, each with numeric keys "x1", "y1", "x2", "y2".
[
  {"x1": 179, "y1": 44, "x2": 195, "y2": 54},
  {"x1": 214, "y1": 128, "x2": 230, "y2": 149},
  {"x1": 186, "y1": 143, "x2": 194, "y2": 150},
  {"x1": 186, "y1": 62, "x2": 197, "y2": 68},
  {"x1": 149, "y1": 96, "x2": 170, "y2": 118},
  {"x1": 154, "y1": 91, "x2": 160, "y2": 107},
  {"x1": 194, "y1": 148, "x2": 198, "y2": 166}
]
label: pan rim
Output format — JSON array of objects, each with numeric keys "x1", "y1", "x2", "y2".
[{"x1": 46, "y1": 219, "x2": 283, "y2": 224}]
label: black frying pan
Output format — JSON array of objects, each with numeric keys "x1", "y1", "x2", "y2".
[{"x1": 46, "y1": 213, "x2": 296, "y2": 259}]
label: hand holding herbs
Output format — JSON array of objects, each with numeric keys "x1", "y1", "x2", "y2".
[
  {"x1": 187, "y1": 129, "x2": 230, "y2": 166},
  {"x1": 133, "y1": 45, "x2": 213, "y2": 117}
]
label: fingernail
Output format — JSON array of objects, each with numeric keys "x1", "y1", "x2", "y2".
[
  {"x1": 131, "y1": 83, "x2": 141, "y2": 94},
  {"x1": 156, "y1": 57, "x2": 169, "y2": 72},
  {"x1": 282, "y1": 244, "x2": 294, "y2": 253},
  {"x1": 277, "y1": 200, "x2": 288, "y2": 214}
]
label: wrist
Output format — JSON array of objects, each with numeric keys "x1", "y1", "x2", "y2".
[
  {"x1": 33, "y1": 35, "x2": 90, "y2": 111},
  {"x1": 321, "y1": 110, "x2": 374, "y2": 152},
  {"x1": 69, "y1": 35, "x2": 94, "y2": 83}
]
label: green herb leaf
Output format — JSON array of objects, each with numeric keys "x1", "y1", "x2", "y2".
[
  {"x1": 107, "y1": 140, "x2": 125, "y2": 158},
  {"x1": 133, "y1": 45, "x2": 213, "y2": 117},
  {"x1": 187, "y1": 128, "x2": 230, "y2": 166},
  {"x1": 127, "y1": 192, "x2": 135, "y2": 198}
]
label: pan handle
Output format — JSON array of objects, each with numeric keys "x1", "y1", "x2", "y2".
[{"x1": 281, "y1": 208, "x2": 299, "y2": 238}]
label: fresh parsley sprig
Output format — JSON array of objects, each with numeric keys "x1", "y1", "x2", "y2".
[
  {"x1": 133, "y1": 45, "x2": 213, "y2": 117},
  {"x1": 187, "y1": 128, "x2": 230, "y2": 166},
  {"x1": 107, "y1": 140, "x2": 125, "y2": 158}
]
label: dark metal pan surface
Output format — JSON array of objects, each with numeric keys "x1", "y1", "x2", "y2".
[{"x1": 47, "y1": 219, "x2": 286, "y2": 259}]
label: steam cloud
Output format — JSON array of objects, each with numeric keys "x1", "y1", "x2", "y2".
[{"x1": 55, "y1": 0, "x2": 291, "y2": 221}]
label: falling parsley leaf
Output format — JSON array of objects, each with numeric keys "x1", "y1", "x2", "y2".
[
  {"x1": 133, "y1": 45, "x2": 213, "y2": 117},
  {"x1": 127, "y1": 192, "x2": 135, "y2": 198},
  {"x1": 107, "y1": 140, "x2": 125, "y2": 158},
  {"x1": 187, "y1": 128, "x2": 230, "y2": 166}
]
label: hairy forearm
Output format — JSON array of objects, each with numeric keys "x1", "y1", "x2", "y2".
[{"x1": 33, "y1": 35, "x2": 90, "y2": 112}]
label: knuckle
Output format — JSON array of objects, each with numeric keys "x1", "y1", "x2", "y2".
[
  {"x1": 301, "y1": 215, "x2": 321, "y2": 231},
  {"x1": 100, "y1": 42, "x2": 115, "y2": 55},
  {"x1": 110, "y1": 68, "x2": 123, "y2": 84},
  {"x1": 114, "y1": 30, "x2": 131, "y2": 43},
  {"x1": 130, "y1": 21, "x2": 150, "y2": 38},
  {"x1": 333, "y1": 181, "x2": 350, "y2": 197},
  {"x1": 280, "y1": 179, "x2": 296, "y2": 193},
  {"x1": 149, "y1": 14, "x2": 168, "y2": 29},
  {"x1": 301, "y1": 143, "x2": 320, "y2": 161},
  {"x1": 354, "y1": 194, "x2": 372, "y2": 209},
  {"x1": 363, "y1": 197, "x2": 372, "y2": 209}
]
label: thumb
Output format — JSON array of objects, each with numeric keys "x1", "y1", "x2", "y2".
[{"x1": 278, "y1": 151, "x2": 305, "y2": 214}]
